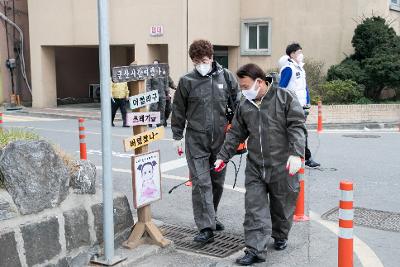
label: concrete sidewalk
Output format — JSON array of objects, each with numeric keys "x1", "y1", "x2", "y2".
[
  {"x1": 3, "y1": 103, "x2": 399, "y2": 130},
  {"x1": 99, "y1": 217, "x2": 358, "y2": 267}
]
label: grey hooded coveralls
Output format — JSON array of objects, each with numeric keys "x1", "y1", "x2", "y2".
[
  {"x1": 171, "y1": 62, "x2": 239, "y2": 231},
  {"x1": 217, "y1": 85, "x2": 306, "y2": 258}
]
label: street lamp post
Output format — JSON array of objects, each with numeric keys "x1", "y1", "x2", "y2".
[{"x1": 91, "y1": 0, "x2": 126, "y2": 265}]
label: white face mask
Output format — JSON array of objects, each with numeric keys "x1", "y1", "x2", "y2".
[
  {"x1": 296, "y1": 53, "x2": 304, "y2": 63},
  {"x1": 241, "y1": 79, "x2": 260, "y2": 100},
  {"x1": 195, "y1": 63, "x2": 211, "y2": 76}
]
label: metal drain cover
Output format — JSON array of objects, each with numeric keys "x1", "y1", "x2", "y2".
[
  {"x1": 159, "y1": 223, "x2": 245, "y2": 258},
  {"x1": 342, "y1": 134, "x2": 381, "y2": 138},
  {"x1": 322, "y1": 207, "x2": 400, "y2": 232}
]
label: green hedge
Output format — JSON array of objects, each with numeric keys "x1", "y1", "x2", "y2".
[
  {"x1": 312, "y1": 80, "x2": 364, "y2": 104},
  {"x1": 327, "y1": 16, "x2": 400, "y2": 100}
]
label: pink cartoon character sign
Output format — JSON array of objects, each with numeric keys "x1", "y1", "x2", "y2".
[{"x1": 132, "y1": 150, "x2": 162, "y2": 208}]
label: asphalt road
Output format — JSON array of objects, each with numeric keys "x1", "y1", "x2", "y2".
[{"x1": 2, "y1": 114, "x2": 400, "y2": 266}]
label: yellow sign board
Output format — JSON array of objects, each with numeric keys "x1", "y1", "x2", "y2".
[{"x1": 123, "y1": 127, "x2": 165, "y2": 152}]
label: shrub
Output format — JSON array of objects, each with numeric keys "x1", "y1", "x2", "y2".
[
  {"x1": 303, "y1": 58, "x2": 326, "y2": 102},
  {"x1": 363, "y1": 48, "x2": 400, "y2": 99},
  {"x1": 316, "y1": 80, "x2": 364, "y2": 104},
  {"x1": 327, "y1": 16, "x2": 400, "y2": 101},
  {"x1": 354, "y1": 97, "x2": 374, "y2": 104},
  {"x1": 327, "y1": 58, "x2": 367, "y2": 85},
  {"x1": 352, "y1": 16, "x2": 398, "y2": 60},
  {"x1": 0, "y1": 128, "x2": 40, "y2": 149}
]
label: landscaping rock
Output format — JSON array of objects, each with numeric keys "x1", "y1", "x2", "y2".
[
  {"x1": 70, "y1": 160, "x2": 96, "y2": 194},
  {"x1": 0, "y1": 140, "x2": 70, "y2": 215}
]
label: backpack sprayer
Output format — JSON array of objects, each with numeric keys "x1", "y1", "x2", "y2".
[{"x1": 168, "y1": 159, "x2": 240, "y2": 194}]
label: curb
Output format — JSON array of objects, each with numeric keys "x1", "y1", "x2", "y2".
[
  {"x1": 307, "y1": 122, "x2": 399, "y2": 130},
  {"x1": 6, "y1": 109, "x2": 122, "y2": 122},
  {"x1": 4, "y1": 108, "x2": 399, "y2": 131}
]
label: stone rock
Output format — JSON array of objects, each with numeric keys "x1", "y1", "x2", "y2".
[
  {"x1": 21, "y1": 216, "x2": 61, "y2": 266},
  {"x1": 379, "y1": 87, "x2": 396, "y2": 100},
  {"x1": 0, "y1": 231, "x2": 22, "y2": 267},
  {"x1": 92, "y1": 195, "x2": 134, "y2": 244},
  {"x1": 63, "y1": 207, "x2": 91, "y2": 250},
  {"x1": 70, "y1": 160, "x2": 96, "y2": 194},
  {"x1": 0, "y1": 140, "x2": 70, "y2": 215},
  {"x1": 0, "y1": 190, "x2": 18, "y2": 221}
]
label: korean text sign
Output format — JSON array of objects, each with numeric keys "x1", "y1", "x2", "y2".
[
  {"x1": 123, "y1": 127, "x2": 165, "y2": 152},
  {"x1": 126, "y1": 112, "x2": 160, "y2": 126},
  {"x1": 112, "y1": 63, "x2": 169, "y2": 83},
  {"x1": 129, "y1": 90, "x2": 159, "y2": 110}
]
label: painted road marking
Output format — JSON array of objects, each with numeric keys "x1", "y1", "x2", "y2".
[
  {"x1": 9, "y1": 125, "x2": 175, "y2": 140},
  {"x1": 87, "y1": 150, "x2": 133, "y2": 158},
  {"x1": 96, "y1": 158, "x2": 188, "y2": 174},
  {"x1": 310, "y1": 211, "x2": 384, "y2": 267},
  {"x1": 2, "y1": 114, "x2": 63, "y2": 122},
  {"x1": 308, "y1": 129, "x2": 399, "y2": 133}
]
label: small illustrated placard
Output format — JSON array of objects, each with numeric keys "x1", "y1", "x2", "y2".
[
  {"x1": 132, "y1": 150, "x2": 162, "y2": 208},
  {"x1": 112, "y1": 63, "x2": 169, "y2": 83},
  {"x1": 126, "y1": 112, "x2": 160, "y2": 126},
  {"x1": 123, "y1": 127, "x2": 165, "y2": 152},
  {"x1": 129, "y1": 90, "x2": 159, "y2": 110}
]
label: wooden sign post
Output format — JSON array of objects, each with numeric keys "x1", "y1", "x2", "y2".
[{"x1": 113, "y1": 62, "x2": 171, "y2": 249}]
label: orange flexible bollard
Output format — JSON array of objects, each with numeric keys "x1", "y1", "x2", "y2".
[
  {"x1": 79, "y1": 118, "x2": 87, "y2": 160},
  {"x1": 294, "y1": 159, "x2": 309, "y2": 222},
  {"x1": 338, "y1": 181, "x2": 354, "y2": 267},
  {"x1": 317, "y1": 101, "x2": 323, "y2": 133}
]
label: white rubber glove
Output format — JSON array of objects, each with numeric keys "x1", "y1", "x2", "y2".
[
  {"x1": 286, "y1": 155, "x2": 302, "y2": 176},
  {"x1": 214, "y1": 159, "x2": 226, "y2": 172},
  {"x1": 173, "y1": 139, "x2": 184, "y2": 156}
]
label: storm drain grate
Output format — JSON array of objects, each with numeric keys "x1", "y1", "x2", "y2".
[
  {"x1": 342, "y1": 134, "x2": 381, "y2": 138},
  {"x1": 159, "y1": 223, "x2": 245, "y2": 258},
  {"x1": 322, "y1": 207, "x2": 400, "y2": 232}
]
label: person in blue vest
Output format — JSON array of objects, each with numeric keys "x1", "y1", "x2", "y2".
[{"x1": 278, "y1": 43, "x2": 320, "y2": 168}]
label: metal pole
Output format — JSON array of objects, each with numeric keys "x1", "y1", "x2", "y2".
[{"x1": 97, "y1": 0, "x2": 114, "y2": 263}]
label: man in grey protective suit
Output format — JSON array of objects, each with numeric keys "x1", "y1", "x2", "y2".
[
  {"x1": 171, "y1": 39, "x2": 239, "y2": 244},
  {"x1": 214, "y1": 63, "x2": 306, "y2": 265},
  {"x1": 146, "y1": 59, "x2": 176, "y2": 127}
]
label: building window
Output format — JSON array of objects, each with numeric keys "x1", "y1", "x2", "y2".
[
  {"x1": 241, "y1": 18, "x2": 272, "y2": 56},
  {"x1": 390, "y1": 0, "x2": 400, "y2": 11}
]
